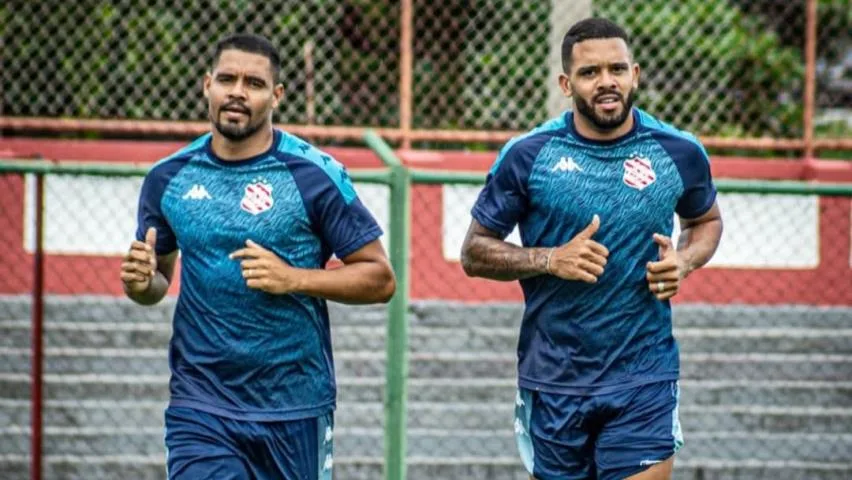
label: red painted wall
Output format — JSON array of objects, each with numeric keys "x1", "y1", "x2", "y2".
[{"x1": 1, "y1": 138, "x2": 850, "y2": 305}]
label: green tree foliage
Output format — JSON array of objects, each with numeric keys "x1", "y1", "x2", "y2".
[{"x1": 597, "y1": 0, "x2": 805, "y2": 138}]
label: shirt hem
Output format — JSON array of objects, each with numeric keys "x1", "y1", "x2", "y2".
[
  {"x1": 679, "y1": 188, "x2": 717, "y2": 220},
  {"x1": 168, "y1": 397, "x2": 336, "y2": 422},
  {"x1": 335, "y1": 226, "x2": 383, "y2": 259},
  {"x1": 518, "y1": 372, "x2": 679, "y2": 396},
  {"x1": 470, "y1": 207, "x2": 512, "y2": 238}
]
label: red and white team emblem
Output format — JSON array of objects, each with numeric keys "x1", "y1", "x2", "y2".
[
  {"x1": 622, "y1": 155, "x2": 656, "y2": 191},
  {"x1": 240, "y1": 181, "x2": 274, "y2": 215}
]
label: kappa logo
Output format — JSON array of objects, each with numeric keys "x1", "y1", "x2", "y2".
[
  {"x1": 552, "y1": 156, "x2": 582, "y2": 173},
  {"x1": 623, "y1": 154, "x2": 656, "y2": 190},
  {"x1": 240, "y1": 179, "x2": 274, "y2": 215},
  {"x1": 182, "y1": 184, "x2": 211, "y2": 200}
]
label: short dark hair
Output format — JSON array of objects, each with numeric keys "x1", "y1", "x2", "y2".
[
  {"x1": 561, "y1": 18, "x2": 630, "y2": 73},
  {"x1": 212, "y1": 33, "x2": 281, "y2": 82}
]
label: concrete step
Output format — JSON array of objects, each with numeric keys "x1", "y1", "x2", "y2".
[
  {"x1": 334, "y1": 378, "x2": 852, "y2": 408},
  {"x1": 0, "y1": 296, "x2": 386, "y2": 326},
  {"x1": 327, "y1": 403, "x2": 852, "y2": 434},
  {"x1": 2, "y1": 399, "x2": 850, "y2": 435},
  {"x1": 0, "y1": 348, "x2": 171, "y2": 376},
  {"x1": 0, "y1": 321, "x2": 170, "y2": 350},
  {"x1": 3, "y1": 373, "x2": 851, "y2": 409},
  {"x1": 386, "y1": 326, "x2": 852, "y2": 354},
  {"x1": 410, "y1": 303, "x2": 852, "y2": 329},
  {"x1": 0, "y1": 428, "x2": 849, "y2": 463},
  {"x1": 6, "y1": 321, "x2": 852, "y2": 354},
  {"x1": 0, "y1": 374, "x2": 170, "y2": 401},
  {"x1": 3, "y1": 296, "x2": 851, "y2": 330},
  {"x1": 2, "y1": 350, "x2": 851, "y2": 381},
  {"x1": 329, "y1": 326, "x2": 852, "y2": 354},
  {"x1": 346, "y1": 352, "x2": 852, "y2": 381},
  {"x1": 1, "y1": 455, "x2": 850, "y2": 480},
  {"x1": 0, "y1": 296, "x2": 172, "y2": 325},
  {"x1": 347, "y1": 460, "x2": 852, "y2": 480}
]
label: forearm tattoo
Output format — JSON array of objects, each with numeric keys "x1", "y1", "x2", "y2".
[{"x1": 462, "y1": 235, "x2": 550, "y2": 281}]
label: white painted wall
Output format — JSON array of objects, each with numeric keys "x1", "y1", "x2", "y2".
[
  {"x1": 23, "y1": 175, "x2": 390, "y2": 257},
  {"x1": 442, "y1": 185, "x2": 823, "y2": 269},
  {"x1": 19, "y1": 176, "x2": 840, "y2": 270}
]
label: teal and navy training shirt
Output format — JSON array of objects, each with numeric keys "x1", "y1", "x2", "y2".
[
  {"x1": 135, "y1": 129, "x2": 382, "y2": 420},
  {"x1": 471, "y1": 108, "x2": 716, "y2": 395}
]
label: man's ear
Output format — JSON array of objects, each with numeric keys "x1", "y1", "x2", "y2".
[
  {"x1": 632, "y1": 63, "x2": 641, "y2": 90},
  {"x1": 203, "y1": 72, "x2": 212, "y2": 99},
  {"x1": 272, "y1": 83, "x2": 284, "y2": 108},
  {"x1": 558, "y1": 72, "x2": 572, "y2": 98}
]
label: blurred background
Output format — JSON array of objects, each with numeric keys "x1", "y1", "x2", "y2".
[{"x1": 1, "y1": 1, "x2": 851, "y2": 479}]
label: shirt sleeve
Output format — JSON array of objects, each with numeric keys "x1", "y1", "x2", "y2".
[
  {"x1": 134, "y1": 162, "x2": 182, "y2": 255},
  {"x1": 289, "y1": 156, "x2": 383, "y2": 260},
  {"x1": 674, "y1": 144, "x2": 717, "y2": 219},
  {"x1": 651, "y1": 132, "x2": 717, "y2": 219},
  {"x1": 470, "y1": 136, "x2": 543, "y2": 238}
]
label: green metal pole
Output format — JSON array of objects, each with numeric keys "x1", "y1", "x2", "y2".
[
  {"x1": 363, "y1": 131, "x2": 409, "y2": 480},
  {"x1": 385, "y1": 162, "x2": 409, "y2": 480},
  {"x1": 406, "y1": 167, "x2": 852, "y2": 196},
  {"x1": 714, "y1": 178, "x2": 852, "y2": 196},
  {"x1": 410, "y1": 168, "x2": 485, "y2": 185}
]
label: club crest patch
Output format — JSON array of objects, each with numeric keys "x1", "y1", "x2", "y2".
[
  {"x1": 240, "y1": 180, "x2": 274, "y2": 215},
  {"x1": 623, "y1": 154, "x2": 656, "y2": 191}
]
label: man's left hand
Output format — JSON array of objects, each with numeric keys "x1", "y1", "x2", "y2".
[
  {"x1": 230, "y1": 239, "x2": 300, "y2": 294},
  {"x1": 646, "y1": 233, "x2": 686, "y2": 301}
]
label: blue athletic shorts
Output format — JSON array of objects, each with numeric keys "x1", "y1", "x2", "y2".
[
  {"x1": 164, "y1": 406, "x2": 334, "y2": 480},
  {"x1": 515, "y1": 380, "x2": 683, "y2": 480}
]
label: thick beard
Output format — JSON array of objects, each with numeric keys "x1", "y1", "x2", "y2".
[
  {"x1": 211, "y1": 111, "x2": 263, "y2": 142},
  {"x1": 574, "y1": 88, "x2": 635, "y2": 131}
]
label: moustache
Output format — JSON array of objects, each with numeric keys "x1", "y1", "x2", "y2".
[
  {"x1": 593, "y1": 91, "x2": 624, "y2": 103},
  {"x1": 220, "y1": 102, "x2": 251, "y2": 115}
]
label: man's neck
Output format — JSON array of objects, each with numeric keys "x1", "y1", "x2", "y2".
[
  {"x1": 572, "y1": 109, "x2": 634, "y2": 142},
  {"x1": 211, "y1": 126, "x2": 274, "y2": 161}
]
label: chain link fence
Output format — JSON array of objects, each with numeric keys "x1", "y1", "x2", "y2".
[
  {"x1": 411, "y1": 1, "x2": 551, "y2": 131},
  {"x1": 1, "y1": 164, "x2": 850, "y2": 479},
  {"x1": 2, "y1": 0, "x2": 850, "y2": 141},
  {"x1": 2, "y1": 0, "x2": 400, "y2": 127}
]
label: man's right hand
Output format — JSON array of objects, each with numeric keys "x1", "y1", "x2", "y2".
[
  {"x1": 546, "y1": 214, "x2": 609, "y2": 283},
  {"x1": 120, "y1": 227, "x2": 158, "y2": 293}
]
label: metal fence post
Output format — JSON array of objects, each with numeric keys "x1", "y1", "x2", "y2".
[
  {"x1": 30, "y1": 173, "x2": 45, "y2": 480},
  {"x1": 364, "y1": 131, "x2": 410, "y2": 480},
  {"x1": 399, "y1": 0, "x2": 413, "y2": 150}
]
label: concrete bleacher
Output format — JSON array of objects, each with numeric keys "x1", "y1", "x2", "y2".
[{"x1": 1, "y1": 297, "x2": 850, "y2": 479}]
